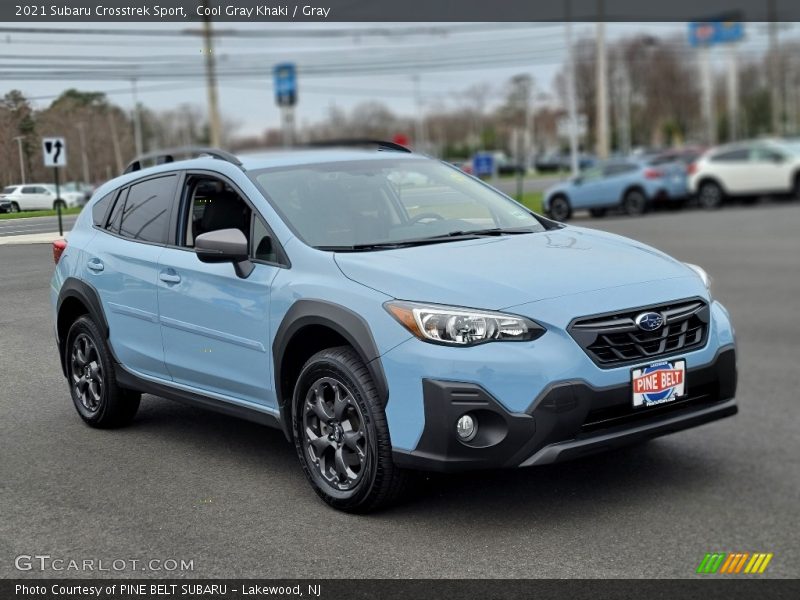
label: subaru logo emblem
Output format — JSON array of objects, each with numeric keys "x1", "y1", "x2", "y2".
[{"x1": 635, "y1": 312, "x2": 664, "y2": 332}]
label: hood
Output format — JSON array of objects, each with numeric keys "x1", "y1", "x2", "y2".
[{"x1": 334, "y1": 227, "x2": 694, "y2": 309}]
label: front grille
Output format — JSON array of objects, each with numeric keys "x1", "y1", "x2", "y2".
[{"x1": 568, "y1": 298, "x2": 709, "y2": 368}]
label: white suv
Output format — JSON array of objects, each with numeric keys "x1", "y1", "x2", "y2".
[
  {"x1": 688, "y1": 139, "x2": 800, "y2": 208},
  {"x1": 0, "y1": 184, "x2": 85, "y2": 212}
]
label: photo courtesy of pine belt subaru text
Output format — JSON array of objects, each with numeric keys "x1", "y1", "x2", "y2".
[{"x1": 51, "y1": 142, "x2": 738, "y2": 513}]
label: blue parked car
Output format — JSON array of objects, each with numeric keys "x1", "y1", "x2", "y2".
[
  {"x1": 543, "y1": 158, "x2": 689, "y2": 221},
  {"x1": 51, "y1": 143, "x2": 737, "y2": 512}
]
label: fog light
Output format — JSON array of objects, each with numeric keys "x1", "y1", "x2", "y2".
[{"x1": 456, "y1": 413, "x2": 477, "y2": 442}]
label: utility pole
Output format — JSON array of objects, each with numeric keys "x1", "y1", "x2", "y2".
[
  {"x1": 768, "y1": 2, "x2": 781, "y2": 135},
  {"x1": 726, "y1": 43, "x2": 739, "y2": 141},
  {"x1": 565, "y1": 1, "x2": 580, "y2": 176},
  {"x1": 699, "y1": 46, "x2": 716, "y2": 145},
  {"x1": 12, "y1": 136, "x2": 26, "y2": 183},
  {"x1": 412, "y1": 74, "x2": 426, "y2": 151},
  {"x1": 614, "y1": 64, "x2": 631, "y2": 155},
  {"x1": 202, "y1": 0, "x2": 222, "y2": 148},
  {"x1": 77, "y1": 122, "x2": 90, "y2": 184},
  {"x1": 131, "y1": 78, "x2": 144, "y2": 156},
  {"x1": 107, "y1": 110, "x2": 124, "y2": 176},
  {"x1": 595, "y1": 3, "x2": 610, "y2": 159}
]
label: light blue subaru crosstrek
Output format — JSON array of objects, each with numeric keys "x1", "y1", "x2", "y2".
[{"x1": 51, "y1": 143, "x2": 737, "y2": 512}]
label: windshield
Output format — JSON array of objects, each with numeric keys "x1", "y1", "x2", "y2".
[{"x1": 250, "y1": 159, "x2": 545, "y2": 249}]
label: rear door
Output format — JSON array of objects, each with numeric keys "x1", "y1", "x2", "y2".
[
  {"x1": 84, "y1": 174, "x2": 179, "y2": 379},
  {"x1": 707, "y1": 147, "x2": 751, "y2": 194},
  {"x1": 156, "y1": 172, "x2": 283, "y2": 408},
  {"x1": 570, "y1": 165, "x2": 609, "y2": 208}
]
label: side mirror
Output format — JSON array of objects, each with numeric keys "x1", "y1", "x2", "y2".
[
  {"x1": 195, "y1": 228, "x2": 254, "y2": 278},
  {"x1": 772, "y1": 153, "x2": 785, "y2": 164}
]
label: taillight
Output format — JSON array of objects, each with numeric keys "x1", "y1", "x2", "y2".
[
  {"x1": 53, "y1": 239, "x2": 67, "y2": 264},
  {"x1": 643, "y1": 168, "x2": 664, "y2": 180},
  {"x1": 687, "y1": 162, "x2": 698, "y2": 175}
]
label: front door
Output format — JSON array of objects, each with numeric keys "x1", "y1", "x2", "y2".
[{"x1": 156, "y1": 173, "x2": 281, "y2": 408}]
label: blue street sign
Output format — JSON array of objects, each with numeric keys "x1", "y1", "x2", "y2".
[
  {"x1": 689, "y1": 21, "x2": 744, "y2": 47},
  {"x1": 473, "y1": 152, "x2": 494, "y2": 177},
  {"x1": 273, "y1": 63, "x2": 297, "y2": 107}
]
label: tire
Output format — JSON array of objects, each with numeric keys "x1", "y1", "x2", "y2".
[
  {"x1": 547, "y1": 195, "x2": 571, "y2": 222},
  {"x1": 698, "y1": 180, "x2": 724, "y2": 210},
  {"x1": 589, "y1": 208, "x2": 607, "y2": 218},
  {"x1": 53, "y1": 199, "x2": 67, "y2": 211},
  {"x1": 292, "y1": 346, "x2": 407, "y2": 513},
  {"x1": 65, "y1": 315, "x2": 141, "y2": 428},
  {"x1": 622, "y1": 189, "x2": 647, "y2": 216},
  {"x1": 793, "y1": 174, "x2": 800, "y2": 200},
  {"x1": 10, "y1": 202, "x2": 20, "y2": 213}
]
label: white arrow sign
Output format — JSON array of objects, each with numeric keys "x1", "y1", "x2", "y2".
[{"x1": 43, "y1": 137, "x2": 67, "y2": 168}]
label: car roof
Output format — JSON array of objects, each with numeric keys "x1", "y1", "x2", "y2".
[{"x1": 236, "y1": 147, "x2": 423, "y2": 170}]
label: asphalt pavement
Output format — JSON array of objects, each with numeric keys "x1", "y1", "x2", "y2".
[
  {"x1": 1, "y1": 205, "x2": 798, "y2": 579},
  {"x1": 0, "y1": 214, "x2": 77, "y2": 237}
]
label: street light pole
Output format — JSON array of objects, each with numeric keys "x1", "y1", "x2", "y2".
[{"x1": 12, "y1": 136, "x2": 26, "y2": 184}]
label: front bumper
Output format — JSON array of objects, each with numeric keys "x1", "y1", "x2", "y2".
[{"x1": 392, "y1": 346, "x2": 737, "y2": 472}]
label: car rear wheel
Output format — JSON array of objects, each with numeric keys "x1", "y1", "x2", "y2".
[
  {"x1": 66, "y1": 316, "x2": 141, "y2": 428},
  {"x1": 793, "y1": 174, "x2": 800, "y2": 200},
  {"x1": 10, "y1": 202, "x2": 20, "y2": 213},
  {"x1": 698, "y1": 181, "x2": 724, "y2": 210},
  {"x1": 589, "y1": 208, "x2": 607, "y2": 218},
  {"x1": 548, "y1": 195, "x2": 571, "y2": 222},
  {"x1": 292, "y1": 346, "x2": 407, "y2": 513},
  {"x1": 622, "y1": 190, "x2": 647, "y2": 216}
]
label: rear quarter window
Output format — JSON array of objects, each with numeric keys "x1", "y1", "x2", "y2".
[
  {"x1": 91, "y1": 192, "x2": 115, "y2": 227},
  {"x1": 116, "y1": 175, "x2": 178, "y2": 244}
]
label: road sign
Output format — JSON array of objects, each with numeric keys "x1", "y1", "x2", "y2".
[
  {"x1": 42, "y1": 137, "x2": 67, "y2": 168},
  {"x1": 689, "y1": 21, "x2": 744, "y2": 47},
  {"x1": 273, "y1": 63, "x2": 297, "y2": 107},
  {"x1": 473, "y1": 152, "x2": 494, "y2": 177}
]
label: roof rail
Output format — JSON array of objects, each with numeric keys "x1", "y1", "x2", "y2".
[
  {"x1": 123, "y1": 147, "x2": 243, "y2": 174},
  {"x1": 305, "y1": 139, "x2": 412, "y2": 153}
]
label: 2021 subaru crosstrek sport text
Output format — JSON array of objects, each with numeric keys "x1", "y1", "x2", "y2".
[{"x1": 51, "y1": 143, "x2": 737, "y2": 512}]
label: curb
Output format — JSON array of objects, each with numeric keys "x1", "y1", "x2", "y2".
[{"x1": 0, "y1": 232, "x2": 66, "y2": 246}]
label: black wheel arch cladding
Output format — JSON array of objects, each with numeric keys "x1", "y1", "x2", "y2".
[
  {"x1": 273, "y1": 299, "x2": 389, "y2": 439},
  {"x1": 57, "y1": 278, "x2": 110, "y2": 376}
]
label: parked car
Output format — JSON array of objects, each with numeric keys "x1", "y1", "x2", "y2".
[
  {"x1": 535, "y1": 152, "x2": 596, "y2": 173},
  {"x1": 542, "y1": 158, "x2": 687, "y2": 221},
  {"x1": 688, "y1": 139, "x2": 800, "y2": 209},
  {"x1": 52, "y1": 144, "x2": 737, "y2": 512},
  {"x1": 0, "y1": 183, "x2": 85, "y2": 212}
]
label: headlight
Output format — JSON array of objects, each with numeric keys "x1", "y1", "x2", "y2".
[
  {"x1": 684, "y1": 263, "x2": 712, "y2": 292},
  {"x1": 385, "y1": 301, "x2": 545, "y2": 346}
]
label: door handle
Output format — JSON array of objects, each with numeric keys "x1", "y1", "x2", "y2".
[
  {"x1": 159, "y1": 271, "x2": 181, "y2": 284},
  {"x1": 87, "y1": 259, "x2": 104, "y2": 272}
]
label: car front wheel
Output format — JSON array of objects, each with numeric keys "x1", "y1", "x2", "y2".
[
  {"x1": 10, "y1": 202, "x2": 20, "y2": 213},
  {"x1": 66, "y1": 316, "x2": 141, "y2": 428},
  {"x1": 292, "y1": 346, "x2": 407, "y2": 513}
]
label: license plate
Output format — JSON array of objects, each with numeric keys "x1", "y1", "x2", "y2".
[{"x1": 631, "y1": 359, "x2": 687, "y2": 408}]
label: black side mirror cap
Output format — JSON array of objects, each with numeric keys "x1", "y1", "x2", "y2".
[{"x1": 195, "y1": 228, "x2": 254, "y2": 278}]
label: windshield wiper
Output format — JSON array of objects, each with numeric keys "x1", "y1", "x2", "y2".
[
  {"x1": 422, "y1": 226, "x2": 537, "y2": 239},
  {"x1": 315, "y1": 227, "x2": 537, "y2": 252}
]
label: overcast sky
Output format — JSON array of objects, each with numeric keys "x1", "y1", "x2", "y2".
[{"x1": 1, "y1": 21, "x2": 786, "y2": 136}]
